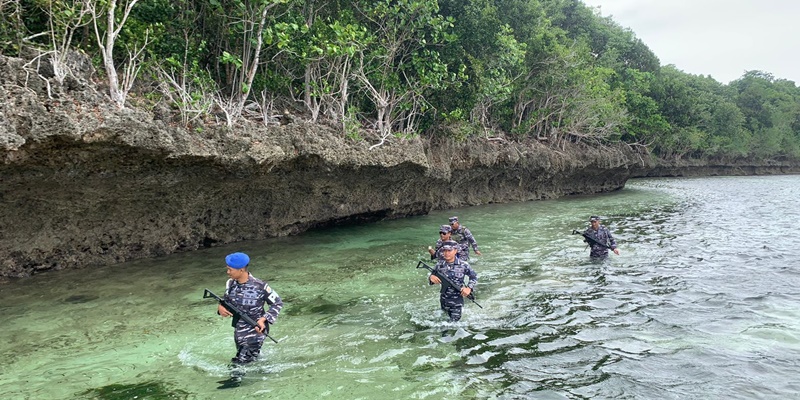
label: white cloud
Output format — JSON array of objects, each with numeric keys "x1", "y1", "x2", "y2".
[{"x1": 583, "y1": 0, "x2": 800, "y2": 84}]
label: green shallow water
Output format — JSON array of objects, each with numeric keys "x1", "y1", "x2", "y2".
[{"x1": 1, "y1": 176, "x2": 799, "y2": 399}]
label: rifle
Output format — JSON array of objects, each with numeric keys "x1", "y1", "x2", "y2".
[
  {"x1": 416, "y1": 260, "x2": 483, "y2": 308},
  {"x1": 203, "y1": 288, "x2": 279, "y2": 344},
  {"x1": 572, "y1": 229, "x2": 612, "y2": 249}
]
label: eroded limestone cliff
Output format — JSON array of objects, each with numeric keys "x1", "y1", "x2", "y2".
[{"x1": 2, "y1": 53, "x2": 792, "y2": 279}]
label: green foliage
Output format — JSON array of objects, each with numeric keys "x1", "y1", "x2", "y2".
[
  {"x1": 350, "y1": 0, "x2": 460, "y2": 136},
  {"x1": 1, "y1": 1, "x2": 43, "y2": 54},
  {"x1": 647, "y1": 67, "x2": 739, "y2": 158},
  {"x1": 433, "y1": 0, "x2": 540, "y2": 133},
  {"x1": 344, "y1": 106, "x2": 363, "y2": 141},
  {"x1": 3, "y1": 0, "x2": 798, "y2": 162},
  {"x1": 441, "y1": 108, "x2": 465, "y2": 123},
  {"x1": 139, "y1": 0, "x2": 200, "y2": 61},
  {"x1": 439, "y1": 108, "x2": 477, "y2": 141},
  {"x1": 544, "y1": 0, "x2": 659, "y2": 73},
  {"x1": 618, "y1": 69, "x2": 671, "y2": 144},
  {"x1": 643, "y1": 67, "x2": 800, "y2": 160},
  {"x1": 220, "y1": 51, "x2": 242, "y2": 68},
  {"x1": 731, "y1": 71, "x2": 800, "y2": 159}
]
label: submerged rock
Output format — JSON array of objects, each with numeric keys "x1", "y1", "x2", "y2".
[{"x1": 80, "y1": 381, "x2": 191, "y2": 399}]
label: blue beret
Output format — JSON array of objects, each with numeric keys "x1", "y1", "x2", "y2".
[{"x1": 225, "y1": 252, "x2": 250, "y2": 269}]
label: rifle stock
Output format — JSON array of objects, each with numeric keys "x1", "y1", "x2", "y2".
[
  {"x1": 203, "y1": 288, "x2": 279, "y2": 343},
  {"x1": 416, "y1": 261, "x2": 483, "y2": 308},
  {"x1": 572, "y1": 229, "x2": 612, "y2": 249}
]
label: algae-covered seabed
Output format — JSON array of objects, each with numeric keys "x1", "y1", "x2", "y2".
[{"x1": 2, "y1": 176, "x2": 800, "y2": 399}]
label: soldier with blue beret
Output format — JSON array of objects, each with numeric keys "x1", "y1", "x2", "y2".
[{"x1": 217, "y1": 252, "x2": 283, "y2": 377}]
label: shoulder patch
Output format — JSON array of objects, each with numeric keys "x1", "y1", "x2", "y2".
[
  {"x1": 267, "y1": 291, "x2": 279, "y2": 303},
  {"x1": 265, "y1": 284, "x2": 272, "y2": 293}
]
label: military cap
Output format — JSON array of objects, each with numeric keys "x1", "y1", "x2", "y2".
[
  {"x1": 225, "y1": 252, "x2": 250, "y2": 269},
  {"x1": 440, "y1": 240, "x2": 459, "y2": 251}
]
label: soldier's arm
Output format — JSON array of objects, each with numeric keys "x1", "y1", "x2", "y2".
[
  {"x1": 466, "y1": 265, "x2": 477, "y2": 289},
  {"x1": 218, "y1": 279, "x2": 235, "y2": 316},
  {"x1": 262, "y1": 284, "x2": 283, "y2": 324},
  {"x1": 606, "y1": 228, "x2": 618, "y2": 250},
  {"x1": 465, "y1": 228, "x2": 480, "y2": 251},
  {"x1": 604, "y1": 227, "x2": 620, "y2": 254},
  {"x1": 459, "y1": 265, "x2": 477, "y2": 297}
]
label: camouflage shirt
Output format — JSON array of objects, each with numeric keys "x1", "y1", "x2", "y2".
[
  {"x1": 432, "y1": 257, "x2": 478, "y2": 297},
  {"x1": 224, "y1": 274, "x2": 283, "y2": 325},
  {"x1": 583, "y1": 225, "x2": 617, "y2": 258},
  {"x1": 451, "y1": 226, "x2": 479, "y2": 258}
]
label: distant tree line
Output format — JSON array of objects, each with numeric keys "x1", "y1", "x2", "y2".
[{"x1": 2, "y1": 0, "x2": 798, "y2": 159}]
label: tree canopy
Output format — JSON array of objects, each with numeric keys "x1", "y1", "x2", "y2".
[{"x1": 2, "y1": 0, "x2": 798, "y2": 160}]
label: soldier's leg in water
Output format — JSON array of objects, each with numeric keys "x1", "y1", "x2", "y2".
[
  {"x1": 442, "y1": 295, "x2": 465, "y2": 322},
  {"x1": 233, "y1": 335, "x2": 265, "y2": 363},
  {"x1": 449, "y1": 296, "x2": 465, "y2": 322},
  {"x1": 230, "y1": 326, "x2": 264, "y2": 378}
]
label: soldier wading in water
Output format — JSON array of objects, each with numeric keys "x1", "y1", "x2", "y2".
[
  {"x1": 449, "y1": 216, "x2": 482, "y2": 261},
  {"x1": 583, "y1": 215, "x2": 620, "y2": 260},
  {"x1": 427, "y1": 241, "x2": 478, "y2": 323},
  {"x1": 216, "y1": 252, "x2": 283, "y2": 383}
]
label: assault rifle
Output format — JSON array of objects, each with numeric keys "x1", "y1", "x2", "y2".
[
  {"x1": 203, "y1": 288, "x2": 279, "y2": 344},
  {"x1": 416, "y1": 260, "x2": 483, "y2": 308},
  {"x1": 572, "y1": 229, "x2": 612, "y2": 249}
]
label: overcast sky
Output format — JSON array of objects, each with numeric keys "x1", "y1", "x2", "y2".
[{"x1": 582, "y1": 0, "x2": 800, "y2": 84}]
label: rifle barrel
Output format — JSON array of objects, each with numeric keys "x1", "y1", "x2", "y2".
[
  {"x1": 204, "y1": 288, "x2": 279, "y2": 343},
  {"x1": 416, "y1": 261, "x2": 483, "y2": 308},
  {"x1": 572, "y1": 230, "x2": 611, "y2": 249}
]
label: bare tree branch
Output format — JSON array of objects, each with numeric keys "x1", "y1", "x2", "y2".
[{"x1": 88, "y1": 0, "x2": 145, "y2": 108}]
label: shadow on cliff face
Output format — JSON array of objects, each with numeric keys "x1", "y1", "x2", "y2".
[
  {"x1": 0, "y1": 134, "x2": 635, "y2": 279},
  {"x1": 1, "y1": 53, "x2": 644, "y2": 279}
]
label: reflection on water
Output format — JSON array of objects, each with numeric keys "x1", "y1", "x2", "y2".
[{"x1": 1, "y1": 176, "x2": 799, "y2": 399}]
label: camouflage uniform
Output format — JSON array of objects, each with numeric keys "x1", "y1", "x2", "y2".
[
  {"x1": 430, "y1": 256, "x2": 478, "y2": 322},
  {"x1": 450, "y1": 225, "x2": 479, "y2": 260},
  {"x1": 583, "y1": 225, "x2": 618, "y2": 259},
  {"x1": 430, "y1": 225, "x2": 452, "y2": 261},
  {"x1": 224, "y1": 274, "x2": 283, "y2": 365}
]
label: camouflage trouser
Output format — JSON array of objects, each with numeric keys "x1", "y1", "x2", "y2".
[
  {"x1": 589, "y1": 241, "x2": 612, "y2": 259},
  {"x1": 589, "y1": 248, "x2": 609, "y2": 260},
  {"x1": 231, "y1": 321, "x2": 267, "y2": 365},
  {"x1": 440, "y1": 293, "x2": 465, "y2": 322}
]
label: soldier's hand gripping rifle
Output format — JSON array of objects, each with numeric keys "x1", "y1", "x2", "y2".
[
  {"x1": 416, "y1": 261, "x2": 483, "y2": 308},
  {"x1": 203, "y1": 288, "x2": 279, "y2": 343},
  {"x1": 572, "y1": 230, "x2": 612, "y2": 249}
]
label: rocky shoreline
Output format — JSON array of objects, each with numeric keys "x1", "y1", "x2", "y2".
[{"x1": 2, "y1": 54, "x2": 798, "y2": 279}]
